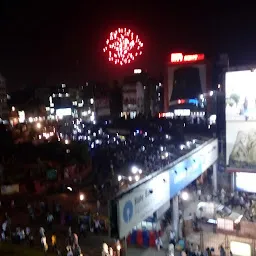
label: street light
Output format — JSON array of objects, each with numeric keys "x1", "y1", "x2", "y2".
[
  {"x1": 131, "y1": 166, "x2": 139, "y2": 174},
  {"x1": 131, "y1": 166, "x2": 142, "y2": 174},
  {"x1": 181, "y1": 191, "x2": 189, "y2": 201},
  {"x1": 79, "y1": 193, "x2": 85, "y2": 201}
]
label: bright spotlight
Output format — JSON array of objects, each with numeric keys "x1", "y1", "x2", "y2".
[
  {"x1": 131, "y1": 166, "x2": 138, "y2": 174},
  {"x1": 138, "y1": 169, "x2": 142, "y2": 174},
  {"x1": 64, "y1": 139, "x2": 69, "y2": 145},
  {"x1": 118, "y1": 175, "x2": 122, "y2": 182},
  {"x1": 128, "y1": 176, "x2": 132, "y2": 182},
  {"x1": 79, "y1": 193, "x2": 85, "y2": 201},
  {"x1": 67, "y1": 186, "x2": 72, "y2": 191},
  {"x1": 181, "y1": 191, "x2": 189, "y2": 201}
]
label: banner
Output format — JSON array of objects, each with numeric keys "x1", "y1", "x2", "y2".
[{"x1": 226, "y1": 70, "x2": 256, "y2": 170}]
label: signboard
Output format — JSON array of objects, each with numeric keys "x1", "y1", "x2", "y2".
[
  {"x1": 170, "y1": 53, "x2": 205, "y2": 64},
  {"x1": 225, "y1": 70, "x2": 256, "y2": 171},
  {"x1": 236, "y1": 172, "x2": 256, "y2": 193},
  {"x1": 117, "y1": 171, "x2": 170, "y2": 238},
  {"x1": 169, "y1": 139, "x2": 218, "y2": 198}
]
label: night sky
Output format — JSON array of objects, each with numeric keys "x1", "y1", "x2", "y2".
[{"x1": 0, "y1": 1, "x2": 256, "y2": 90}]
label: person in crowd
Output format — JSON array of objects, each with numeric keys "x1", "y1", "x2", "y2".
[
  {"x1": 51, "y1": 233, "x2": 57, "y2": 251},
  {"x1": 39, "y1": 226, "x2": 45, "y2": 238},
  {"x1": 47, "y1": 212, "x2": 54, "y2": 229},
  {"x1": 94, "y1": 218, "x2": 101, "y2": 234},
  {"x1": 169, "y1": 229, "x2": 176, "y2": 246},
  {"x1": 155, "y1": 235, "x2": 163, "y2": 251}
]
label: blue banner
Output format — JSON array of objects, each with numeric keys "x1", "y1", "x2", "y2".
[{"x1": 169, "y1": 156, "x2": 202, "y2": 198}]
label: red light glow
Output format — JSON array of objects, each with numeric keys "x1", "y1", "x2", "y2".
[
  {"x1": 170, "y1": 53, "x2": 205, "y2": 64},
  {"x1": 178, "y1": 99, "x2": 185, "y2": 104},
  {"x1": 103, "y1": 28, "x2": 143, "y2": 66}
]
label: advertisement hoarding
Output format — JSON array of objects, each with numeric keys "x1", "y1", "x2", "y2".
[
  {"x1": 56, "y1": 108, "x2": 72, "y2": 117},
  {"x1": 117, "y1": 171, "x2": 170, "y2": 239},
  {"x1": 236, "y1": 172, "x2": 256, "y2": 193},
  {"x1": 169, "y1": 139, "x2": 218, "y2": 198},
  {"x1": 225, "y1": 70, "x2": 256, "y2": 170}
]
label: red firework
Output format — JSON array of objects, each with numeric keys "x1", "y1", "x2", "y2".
[{"x1": 103, "y1": 28, "x2": 143, "y2": 66}]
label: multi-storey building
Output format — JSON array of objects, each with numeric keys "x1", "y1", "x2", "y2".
[{"x1": 0, "y1": 73, "x2": 8, "y2": 120}]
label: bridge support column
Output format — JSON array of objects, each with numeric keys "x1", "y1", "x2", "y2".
[
  {"x1": 213, "y1": 162, "x2": 218, "y2": 193},
  {"x1": 172, "y1": 195, "x2": 179, "y2": 238}
]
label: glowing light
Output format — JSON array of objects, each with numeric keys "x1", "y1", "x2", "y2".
[
  {"x1": 134, "y1": 175, "x2": 140, "y2": 182},
  {"x1": 79, "y1": 193, "x2": 85, "y2": 201},
  {"x1": 170, "y1": 53, "x2": 204, "y2": 64},
  {"x1": 103, "y1": 28, "x2": 143, "y2": 66},
  {"x1": 36, "y1": 122, "x2": 41, "y2": 129},
  {"x1": 181, "y1": 191, "x2": 189, "y2": 200}
]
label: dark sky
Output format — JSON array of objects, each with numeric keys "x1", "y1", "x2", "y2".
[{"x1": 0, "y1": 1, "x2": 256, "y2": 90}]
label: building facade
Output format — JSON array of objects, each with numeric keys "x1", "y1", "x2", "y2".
[{"x1": 0, "y1": 73, "x2": 8, "y2": 120}]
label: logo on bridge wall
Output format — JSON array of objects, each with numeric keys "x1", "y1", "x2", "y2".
[{"x1": 123, "y1": 200, "x2": 133, "y2": 223}]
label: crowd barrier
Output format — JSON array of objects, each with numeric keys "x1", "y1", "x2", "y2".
[{"x1": 127, "y1": 229, "x2": 162, "y2": 247}]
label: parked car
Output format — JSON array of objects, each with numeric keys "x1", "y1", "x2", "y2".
[{"x1": 196, "y1": 202, "x2": 232, "y2": 220}]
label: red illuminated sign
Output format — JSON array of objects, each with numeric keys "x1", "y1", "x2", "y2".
[{"x1": 170, "y1": 53, "x2": 205, "y2": 64}]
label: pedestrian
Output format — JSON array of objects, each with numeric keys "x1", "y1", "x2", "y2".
[
  {"x1": 39, "y1": 227, "x2": 45, "y2": 238},
  {"x1": 169, "y1": 229, "x2": 176, "y2": 246},
  {"x1": 197, "y1": 188, "x2": 201, "y2": 201},
  {"x1": 97, "y1": 200, "x2": 100, "y2": 213},
  {"x1": 220, "y1": 245, "x2": 226, "y2": 256},
  {"x1": 94, "y1": 218, "x2": 101, "y2": 234},
  {"x1": 47, "y1": 213, "x2": 54, "y2": 229},
  {"x1": 79, "y1": 222, "x2": 86, "y2": 238},
  {"x1": 41, "y1": 236, "x2": 48, "y2": 253},
  {"x1": 66, "y1": 246, "x2": 73, "y2": 256},
  {"x1": 29, "y1": 234, "x2": 34, "y2": 247},
  {"x1": 25, "y1": 226, "x2": 30, "y2": 240},
  {"x1": 51, "y1": 233, "x2": 57, "y2": 251},
  {"x1": 155, "y1": 235, "x2": 163, "y2": 251}
]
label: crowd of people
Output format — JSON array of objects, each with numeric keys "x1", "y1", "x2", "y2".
[
  {"x1": 0, "y1": 197, "x2": 109, "y2": 255},
  {"x1": 86, "y1": 125, "x2": 204, "y2": 190}
]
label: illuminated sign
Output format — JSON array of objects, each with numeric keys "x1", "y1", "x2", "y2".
[
  {"x1": 170, "y1": 53, "x2": 205, "y2": 64},
  {"x1": 134, "y1": 69, "x2": 142, "y2": 74}
]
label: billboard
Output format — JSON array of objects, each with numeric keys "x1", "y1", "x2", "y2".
[
  {"x1": 226, "y1": 70, "x2": 256, "y2": 170},
  {"x1": 117, "y1": 171, "x2": 170, "y2": 239},
  {"x1": 56, "y1": 108, "x2": 72, "y2": 117},
  {"x1": 169, "y1": 139, "x2": 218, "y2": 198},
  {"x1": 236, "y1": 172, "x2": 256, "y2": 193}
]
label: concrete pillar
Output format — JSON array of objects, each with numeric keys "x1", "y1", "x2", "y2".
[
  {"x1": 172, "y1": 195, "x2": 179, "y2": 238},
  {"x1": 231, "y1": 172, "x2": 236, "y2": 192},
  {"x1": 213, "y1": 162, "x2": 218, "y2": 193}
]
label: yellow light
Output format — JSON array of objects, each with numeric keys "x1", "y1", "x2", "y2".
[{"x1": 36, "y1": 122, "x2": 41, "y2": 129}]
